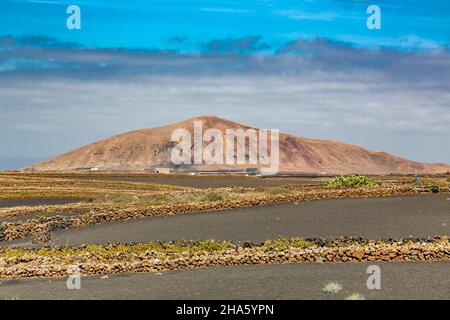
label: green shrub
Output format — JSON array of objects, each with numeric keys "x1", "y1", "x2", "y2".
[
  {"x1": 345, "y1": 293, "x2": 365, "y2": 300},
  {"x1": 201, "y1": 192, "x2": 224, "y2": 202},
  {"x1": 189, "y1": 240, "x2": 231, "y2": 252},
  {"x1": 325, "y1": 175, "x2": 376, "y2": 188},
  {"x1": 140, "y1": 195, "x2": 169, "y2": 207},
  {"x1": 322, "y1": 281, "x2": 343, "y2": 294}
]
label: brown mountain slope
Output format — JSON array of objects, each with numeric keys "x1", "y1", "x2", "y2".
[{"x1": 26, "y1": 115, "x2": 450, "y2": 174}]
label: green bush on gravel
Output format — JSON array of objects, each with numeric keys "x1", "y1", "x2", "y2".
[{"x1": 325, "y1": 175, "x2": 377, "y2": 188}]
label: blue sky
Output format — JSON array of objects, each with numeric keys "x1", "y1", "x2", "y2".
[
  {"x1": 0, "y1": 0, "x2": 450, "y2": 169},
  {"x1": 1, "y1": 0, "x2": 450, "y2": 50}
]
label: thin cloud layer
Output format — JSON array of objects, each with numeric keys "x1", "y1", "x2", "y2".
[
  {"x1": 1, "y1": 35, "x2": 449, "y2": 82},
  {"x1": 204, "y1": 36, "x2": 271, "y2": 53}
]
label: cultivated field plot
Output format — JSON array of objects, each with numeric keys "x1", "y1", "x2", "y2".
[{"x1": 0, "y1": 172, "x2": 449, "y2": 299}]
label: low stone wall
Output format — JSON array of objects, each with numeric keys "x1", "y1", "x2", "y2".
[{"x1": 0, "y1": 237, "x2": 448, "y2": 280}]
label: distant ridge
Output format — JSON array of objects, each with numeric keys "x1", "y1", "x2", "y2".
[{"x1": 26, "y1": 115, "x2": 450, "y2": 175}]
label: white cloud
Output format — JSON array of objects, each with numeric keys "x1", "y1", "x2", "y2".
[
  {"x1": 201, "y1": 7, "x2": 252, "y2": 14},
  {"x1": 274, "y1": 9, "x2": 348, "y2": 21}
]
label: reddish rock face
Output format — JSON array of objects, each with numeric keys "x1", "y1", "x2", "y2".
[{"x1": 26, "y1": 115, "x2": 450, "y2": 174}]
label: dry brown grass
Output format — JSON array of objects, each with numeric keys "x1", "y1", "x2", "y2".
[{"x1": 0, "y1": 173, "x2": 190, "y2": 200}]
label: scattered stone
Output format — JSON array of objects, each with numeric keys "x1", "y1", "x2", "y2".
[
  {"x1": 400, "y1": 247, "x2": 410, "y2": 255},
  {"x1": 352, "y1": 248, "x2": 365, "y2": 260}
]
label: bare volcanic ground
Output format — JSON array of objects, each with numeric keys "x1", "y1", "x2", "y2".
[{"x1": 25, "y1": 115, "x2": 449, "y2": 175}]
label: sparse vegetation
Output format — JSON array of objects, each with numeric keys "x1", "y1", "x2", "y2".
[
  {"x1": 1, "y1": 173, "x2": 448, "y2": 242},
  {"x1": 345, "y1": 293, "x2": 365, "y2": 300},
  {"x1": 0, "y1": 240, "x2": 233, "y2": 259},
  {"x1": 0, "y1": 237, "x2": 448, "y2": 280},
  {"x1": 140, "y1": 195, "x2": 170, "y2": 207},
  {"x1": 315, "y1": 257, "x2": 325, "y2": 264},
  {"x1": 322, "y1": 281, "x2": 343, "y2": 294},
  {"x1": 416, "y1": 177, "x2": 450, "y2": 187},
  {"x1": 262, "y1": 236, "x2": 315, "y2": 251},
  {"x1": 201, "y1": 192, "x2": 224, "y2": 202},
  {"x1": 325, "y1": 175, "x2": 377, "y2": 188},
  {"x1": 0, "y1": 190, "x2": 92, "y2": 200},
  {"x1": 0, "y1": 173, "x2": 185, "y2": 200}
]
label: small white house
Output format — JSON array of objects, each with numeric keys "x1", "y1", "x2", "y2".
[{"x1": 155, "y1": 167, "x2": 171, "y2": 174}]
